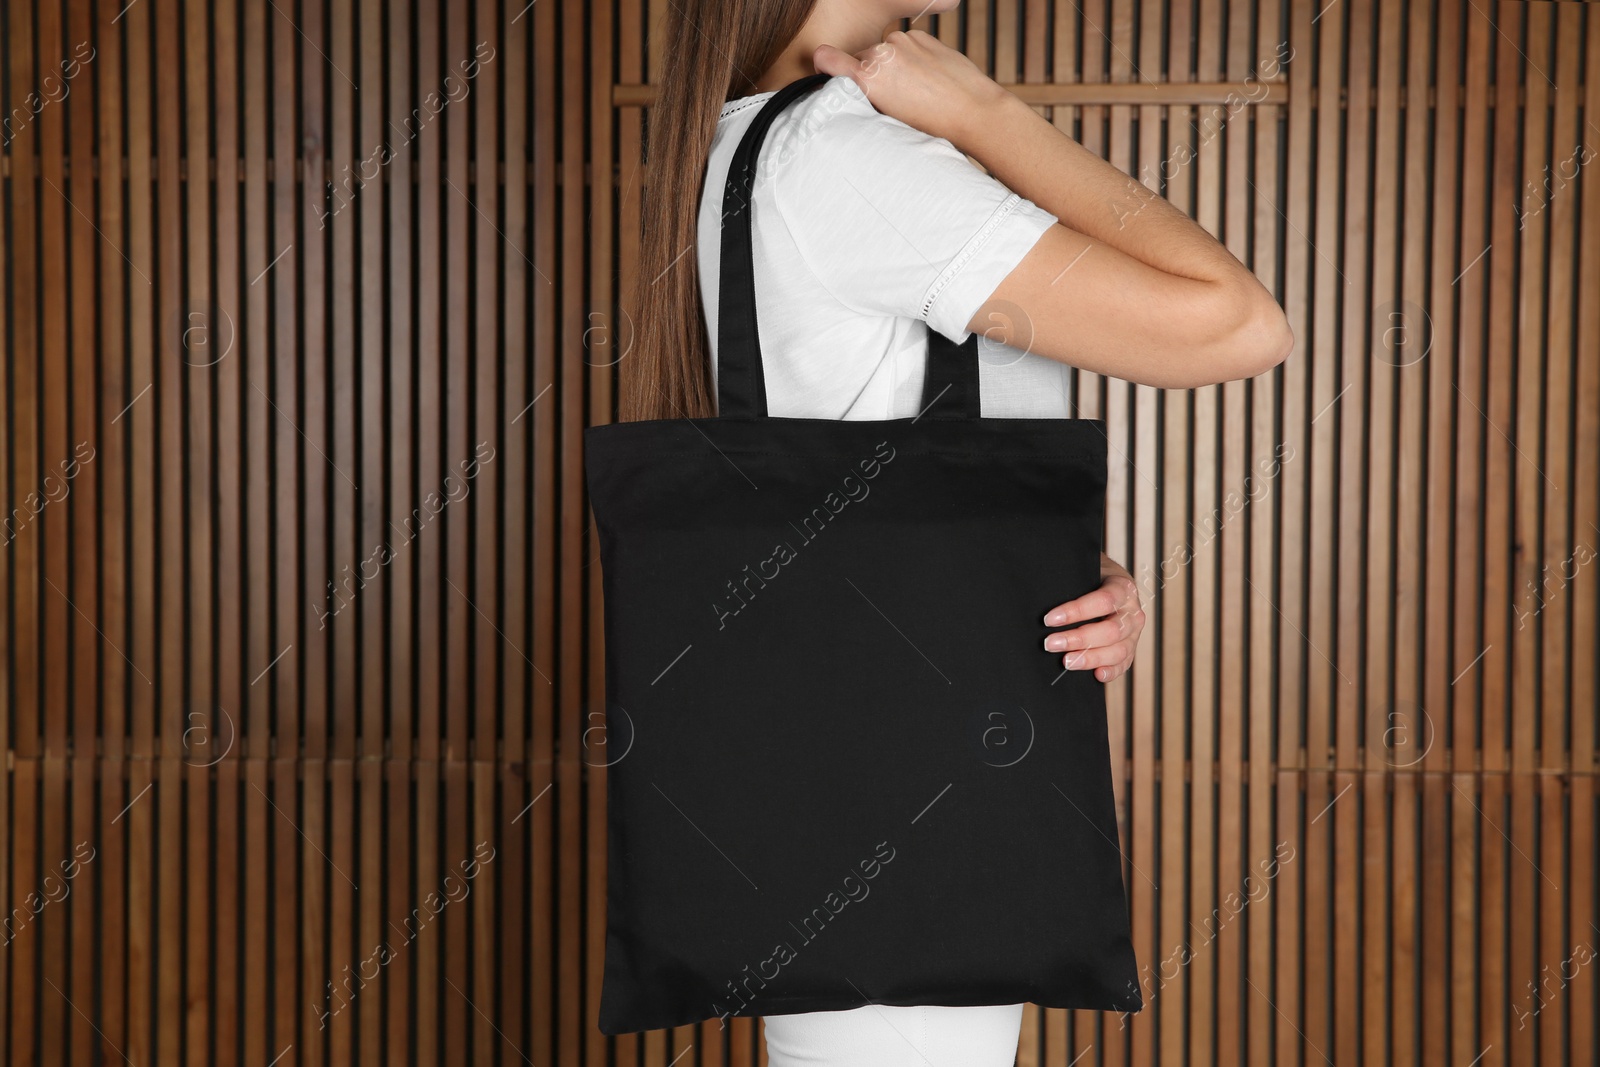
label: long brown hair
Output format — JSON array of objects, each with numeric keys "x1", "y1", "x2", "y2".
[{"x1": 619, "y1": 0, "x2": 818, "y2": 422}]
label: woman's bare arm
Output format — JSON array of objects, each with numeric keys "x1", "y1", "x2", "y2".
[
  {"x1": 955, "y1": 93, "x2": 1291, "y2": 387},
  {"x1": 816, "y1": 29, "x2": 1293, "y2": 388}
]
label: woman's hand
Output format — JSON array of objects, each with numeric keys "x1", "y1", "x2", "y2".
[
  {"x1": 811, "y1": 28, "x2": 1011, "y2": 156},
  {"x1": 1042, "y1": 553, "x2": 1145, "y2": 682}
]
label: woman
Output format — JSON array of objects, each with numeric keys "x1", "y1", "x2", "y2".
[{"x1": 624, "y1": 2, "x2": 1293, "y2": 1063}]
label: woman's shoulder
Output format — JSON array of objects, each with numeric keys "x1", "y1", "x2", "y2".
[
  {"x1": 730, "y1": 74, "x2": 973, "y2": 207},
  {"x1": 761, "y1": 74, "x2": 944, "y2": 163},
  {"x1": 713, "y1": 75, "x2": 959, "y2": 180}
]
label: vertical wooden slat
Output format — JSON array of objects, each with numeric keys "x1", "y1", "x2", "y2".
[
  {"x1": 414, "y1": 0, "x2": 443, "y2": 763},
  {"x1": 122, "y1": 0, "x2": 157, "y2": 1058},
  {"x1": 1248, "y1": 2, "x2": 1287, "y2": 1065},
  {"x1": 386, "y1": 0, "x2": 418, "y2": 1060},
  {"x1": 443, "y1": 0, "x2": 472, "y2": 1060},
  {"x1": 1337, "y1": 7, "x2": 1376, "y2": 1067},
  {"x1": 241, "y1": 3, "x2": 272, "y2": 1058},
  {"x1": 1213, "y1": 1, "x2": 1255, "y2": 1063},
  {"x1": 1274, "y1": 0, "x2": 1318, "y2": 1061},
  {"x1": 473, "y1": 764, "x2": 499, "y2": 1062},
  {"x1": 529, "y1": 0, "x2": 560, "y2": 1058},
  {"x1": 1569, "y1": 14, "x2": 1600, "y2": 1067},
  {"x1": 473, "y1": 0, "x2": 500, "y2": 776},
  {"x1": 412, "y1": 10, "x2": 443, "y2": 1063},
  {"x1": 63, "y1": 2, "x2": 98, "y2": 1064},
  {"x1": 36, "y1": 0, "x2": 68, "y2": 777},
  {"x1": 245, "y1": 760, "x2": 269, "y2": 1067},
  {"x1": 243, "y1": 0, "x2": 271, "y2": 759},
  {"x1": 1453, "y1": 1, "x2": 1492, "y2": 1057},
  {"x1": 35, "y1": 8, "x2": 70, "y2": 1064},
  {"x1": 153, "y1": 3, "x2": 186, "y2": 1063},
  {"x1": 321, "y1": 36, "x2": 358, "y2": 1066},
  {"x1": 410, "y1": 0, "x2": 444, "y2": 1057},
  {"x1": 268, "y1": 0, "x2": 303, "y2": 1055},
  {"x1": 1367, "y1": 0, "x2": 1405, "y2": 1064},
  {"x1": 1391, "y1": 0, "x2": 1433, "y2": 1062},
  {"x1": 1509, "y1": 7, "x2": 1548, "y2": 1067},
  {"x1": 9, "y1": 762, "x2": 38, "y2": 1066},
  {"x1": 499, "y1": 0, "x2": 531, "y2": 1055},
  {"x1": 355, "y1": 2, "x2": 386, "y2": 1062},
  {"x1": 212, "y1": 0, "x2": 243, "y2": 1060},
  {"x1": 1418, "y1": 3, "x2": 1461, "y2": 1065},
  {"x1": 1481, "y1": 5, "x2": 1525, "y2": 1063},
  {"x1": 300, "y1": 0, "x2": 333, "y2": 1059},
  {"x1": 299, "y1": 752, "x2": 327, "y2": 1067},
  {"x1": 471, "y1": 2, "x2": 504, "y2": 1063},
  {"x1": 559, "y1": 0, "x2": 586, "y2": 1061},
  {"x1": 182, "y1": 0, "x2": 216, "y2": 1059},
  {"x1": 1302, "y1": 0, "x2": 1350, "y2": 1057},
  {"x1": 413, "y1": 761, "x2": 439, "y2": 1063},
  {"x1": 94, "y1": 0, "x2": 131, "y2": 1058}
]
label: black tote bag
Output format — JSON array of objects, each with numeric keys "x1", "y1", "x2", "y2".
[{"x1": 585, "y1": 72, "x2": 1141, "y2": 1036}]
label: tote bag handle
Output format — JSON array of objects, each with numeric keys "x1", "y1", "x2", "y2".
[{"x1": 715, "y1": 72, "x2": 982, "y2": 422}]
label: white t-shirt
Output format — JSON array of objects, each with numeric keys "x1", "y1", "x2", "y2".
[{"x1": 698, "y1": 74, "x2": 1069, "y2": 421}]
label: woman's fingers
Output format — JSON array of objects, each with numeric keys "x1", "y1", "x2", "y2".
[
  {"x1": 1043, "y1": 612, "x2": 1128, "y2": 653},
  {"x1": 811, "y1": 42, "x2": 871, "y2": 84},
  {"x1": 1042, "y1": 585, "x2": 1118, "y2": 627},
  {"x1": 1043, "y1": 556, "x2": 1145, "y2": 681},
  {"x1": 1042, "y1": 571, "x2": 1136, "y2": 627},
  {"x1": 810, "y1": 29, "x2": 1011, "y2": 149},
  {"x1": 1055, "y1": 641, "x2": 1134, "y2": 679},
  {"x1": 1050, "y1": 617, "x2": 1141, "y2": 677}
]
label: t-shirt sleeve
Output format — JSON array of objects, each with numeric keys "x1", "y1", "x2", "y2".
[{"x1": 768, "y1": 78, "x2": 1059, "y2": 344}]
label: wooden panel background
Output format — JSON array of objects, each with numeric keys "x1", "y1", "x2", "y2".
[{"x1": 1, "y1": 0, "x2": 1597, "y2": 1063}]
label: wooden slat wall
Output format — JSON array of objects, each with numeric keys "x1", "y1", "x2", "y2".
[{"x1": 1, "y1": 0, "x2": 1597, "y2": 1064}]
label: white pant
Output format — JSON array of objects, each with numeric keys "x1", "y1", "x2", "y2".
[{"x1": 762, "y1": 1003, "x2": 1025, "y2": 1067}]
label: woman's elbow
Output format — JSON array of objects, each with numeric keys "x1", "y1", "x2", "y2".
[
  {"x1": 1236, "y1": 298, "x2": 1294, "y2": 376},
  {"x1": 1195, "y1": 283, "x2": 1293, "y2": 383}
]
